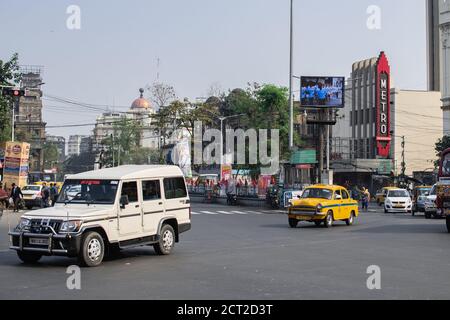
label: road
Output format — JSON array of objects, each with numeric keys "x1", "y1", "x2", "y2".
[{"x1": 0, "y1": 203, "x2": 449, "y2": 300}]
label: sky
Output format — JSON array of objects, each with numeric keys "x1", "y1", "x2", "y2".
[{"x1": 0, "y1": 0, "x2": 428, "y2": 139}]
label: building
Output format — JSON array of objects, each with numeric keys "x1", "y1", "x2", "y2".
[
  {"x1": 15, "y1": 66, "x2": 46, "y2": 172},
  {"x1": 439, "y1": 0, "x2": 450, "y2": 135},
  {"x1": 46, "y1": 135, "x2": 66, "y2": 162},
  {"x1": 427, "y1": 0, "x2": 441, "y2": 92},
  {"x1": 427, "y1": 0, "x2": 450, "y2": 135},
  {"x1": 68, "y1": 135, "x2": 89, "y2": 157},
  {"x1": 332, "y1": 52, "x2": 442, "y2": 192},
  {"x1": 93, "y1": 89, "x2": 161, "y2": 153}
]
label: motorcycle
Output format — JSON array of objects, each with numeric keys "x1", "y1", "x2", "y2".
[{"x1": 227, "y1": 193, "x2": 238, "y2": 206}]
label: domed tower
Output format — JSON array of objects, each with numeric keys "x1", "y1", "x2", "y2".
[{"x1": 131, "y1": 88, "x2": 151, "y2": 111}]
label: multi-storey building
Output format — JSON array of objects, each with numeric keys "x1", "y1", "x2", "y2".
[
  {"x1": 15, "y1": 66, "x2": 46, "y2": 172},
  {"x1": 46, "y1": 135, "x2": 66, "y2": 162}
]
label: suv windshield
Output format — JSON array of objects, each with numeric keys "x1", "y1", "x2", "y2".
[
  {"x1": 388, "y1": 190, "x2": 409, "y2": 198},
  {"x1": 430, "y1": 185, "x2": 437, "y2": 196},
  {"x1": 301, "y1": 188, "x2": 333, "y2": 200},
  {"x1": 57, "y1": 179, "x2": 119, "y2": 205}
]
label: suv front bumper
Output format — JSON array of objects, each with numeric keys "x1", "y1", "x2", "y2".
[{"x1": 9, "y1": 231, "x2": 82, "y2": 257}]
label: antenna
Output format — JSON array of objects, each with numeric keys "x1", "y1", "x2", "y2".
[{"x1": 156, "y1": 57, "x2": 160, "y2": 81}]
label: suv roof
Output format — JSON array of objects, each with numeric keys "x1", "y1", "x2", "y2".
[{"x1": 67, "y1": 165, "x2": 184, "y2": 181}]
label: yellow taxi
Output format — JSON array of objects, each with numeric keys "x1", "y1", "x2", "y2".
[
  {"x1": 288, "y1": 185, "x2": 359, "y2": 228},
  {"x1": 375, "y1": 187, "x2": 398, "y2": 206}
]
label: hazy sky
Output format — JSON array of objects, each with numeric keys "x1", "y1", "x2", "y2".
[{"x1": 0, "y1": 0, "x2": 427, "y2": 139}]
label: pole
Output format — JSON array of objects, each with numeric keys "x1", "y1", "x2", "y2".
[
  {"x1": 11, "y1": 102, "x2": 15, "y2": 142},
  {"x1": 220, "y1": 118, "x2": 224, "y2": 166},
  {"x1": 288, "y1": 0, "x2": 294, "y2": 150},
  {"x1": 326, "y1": 123, "x2": 330, "y2": 171}
]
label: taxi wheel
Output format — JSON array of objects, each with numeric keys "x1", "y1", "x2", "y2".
[
  {"x1": 314, "y1": 221, "x2": 322, "y2": 227},
  {"x1": 289, "y1": 218, "x2": 298, "y2": 228},
  {"x1": 346, "y1": 211, "x2": 355, "y2": 226},
  {"x1": 324, "y1": 212, "x2": 333, "y2": 228}
]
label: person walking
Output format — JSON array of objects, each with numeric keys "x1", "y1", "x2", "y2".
[
  {"x1": 50, "y1": 183, "x2": 59, "y2": 207},
  {"x1": 10, "y1": 183, "x2": 24, "y2": 213},
  {"x1": 362, "y1": 187, "x2": 370, "y2": 212},
  {"x1": 41, "y1": 182, "x2": 50, "y2": 208}
]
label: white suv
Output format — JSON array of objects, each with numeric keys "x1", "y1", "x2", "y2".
[{"x1": 9, "y1": 165, "x2": 191, "y2": 267}]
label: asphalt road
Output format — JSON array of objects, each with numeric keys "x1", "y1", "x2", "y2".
[{"x1": 0, "y1": 203, "x2": 449, "y2": 300}]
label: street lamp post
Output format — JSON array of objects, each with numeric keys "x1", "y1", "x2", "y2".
[{"x1": 289, "y1": 0, "x2": 294, "y2": 150}]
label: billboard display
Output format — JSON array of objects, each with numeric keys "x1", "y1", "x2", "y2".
[
  {"x1": 375, "y1": 52, "x2": 391, "y2": 158},
  {"x1": 300, "y1": 76, "x2": 345, "y2": 108}
]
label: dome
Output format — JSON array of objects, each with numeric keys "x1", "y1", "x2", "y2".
[{"x1": 131, "y1": 88, "x2": 151, "y2": 109}]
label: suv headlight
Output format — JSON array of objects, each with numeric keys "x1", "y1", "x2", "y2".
[
  {"x1": 60, "y1": 220, "x2": 83, "y2": 233},
  {"x1": 17, "y1": 218, "x2": 31, "y2": 230}
]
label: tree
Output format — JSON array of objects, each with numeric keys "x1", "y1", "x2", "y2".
[
  {"x1": 0, "y1": 53, "x2": 21, "y2": 142},
  {"x1": 435, "y1": 135, "x2": 450, "y2": 167},
  {"x1": 147, "y1": 82, "x2": 176, "y2": 110},
  {"x1": 43, "y1": 142, "x2": 59, "y2": 170}
]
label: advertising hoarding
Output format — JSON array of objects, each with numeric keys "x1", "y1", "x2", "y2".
[
  {"x1": 2, "y1": 142, "x2": 30, "y2": 188},
  {"x1": 300, "y1": 76, "x2": 345, "y2": 108},
  {"x1": 375, "y1": 52, "x2": 392, "y2": 158}
]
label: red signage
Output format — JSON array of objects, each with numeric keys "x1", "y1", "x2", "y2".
[{"x1": 376, "y1": 52, "x2": 391, "y2": 158}]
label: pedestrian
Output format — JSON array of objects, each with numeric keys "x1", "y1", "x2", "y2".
[
  {"x1": 362, "y1": 187, "x2": 370, "y2": 212},
  {"x1": 10, "y1": 183, "x2": 24, "y2": 213},
  {"x1": 50, "y1": 183, "x2": 59, "y2": 207},
  {"x1": 42, "y1": 182, "x2": 50, "y2": 208}
]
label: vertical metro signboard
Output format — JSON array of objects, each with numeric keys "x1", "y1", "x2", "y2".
[{"x1": 376, "y1": 51, "x2": 391, "y2": 158}]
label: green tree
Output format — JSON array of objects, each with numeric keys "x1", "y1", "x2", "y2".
[
  {"x1": 435, "y1": 135, "x2": 450, "y2": 167},
  {"x1": 0, "y1": 53, "x2": 21, "y2": 142},
  {"x1": 43, "y1": 142, "x2": 59, "y2": 169}
]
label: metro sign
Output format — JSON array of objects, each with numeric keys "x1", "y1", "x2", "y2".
[{"x1": 376, "y1": 52, "x2": 391, "y2": 158}]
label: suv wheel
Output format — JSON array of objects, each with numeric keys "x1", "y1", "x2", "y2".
[
  {"x1": 446, "y1": 216, "x2": 450, "y2": 234},
  {"x1": 425, "y1": 211, "x2": 432, "y2": 220},
  {"x1": 78, "y1": 231, "x2": 105, "y2": 267},
  {"x1": 324, "y1": 211, "x2": 333, "y2": 228},
  {"x1": 17, "y1": 251, "x2": 42, "y2": 264},
  {"x1": 154, "y1": 224, "x2": 175, "y2": 255}
]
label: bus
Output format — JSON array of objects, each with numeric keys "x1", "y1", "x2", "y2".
[{"x1": 436, "y1": 148, "x2": 450, "y2": 232}]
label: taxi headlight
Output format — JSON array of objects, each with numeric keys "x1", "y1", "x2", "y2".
[
  {"x1": 60, "y1": 220, "x2": 83, "y2": 233},
  {"x1": 316, "y1": 204, "x2": 323, "y2": 212}
]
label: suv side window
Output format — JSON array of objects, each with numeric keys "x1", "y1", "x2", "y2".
[
  {"x1": 142, "y1": 180, "x2": 161, "y2": 201},
  {"x1": 121, "y1": 181, "x2": 138, "y2": 203},
  {"x1": 164, "y1": 177, "x2": 187, "y2": 199}
]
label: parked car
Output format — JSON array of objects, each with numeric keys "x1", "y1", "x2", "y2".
[
  {"x1": 22, "y1": 185, "x2": 44, "y2": 210},
  {"x1": 288, "y1": 184, "x2": 359, "y2": 228},
  {"x1": 9, "y1": 165, "x2": 191, "y2": 267},
  {"x1": 384, "y1": 189, "x2": 412, "y2": 214}
]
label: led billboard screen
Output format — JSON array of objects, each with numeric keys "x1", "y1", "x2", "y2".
[{"x1": 300, "y1": 76, "x2": 345, "y2": 108}]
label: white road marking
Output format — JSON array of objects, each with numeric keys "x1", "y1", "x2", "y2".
[
  {"x1": 201, "y1": 211, "x2": 218, "y2": 215},
  {"x1": 191, "y1": 212, "x2": 202, "y2": 215},
  {"x1": 232, "y1": 211, "x2": 247, "y2": 215},
  {"x1": 246, "y1": 211, "x2": 263, "y2": 215},
  {"x1": 218, "y1": 211, "x2": 234, "y2": 215}
]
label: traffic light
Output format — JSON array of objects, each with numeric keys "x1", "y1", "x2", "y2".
[{"x1": 1, "y1": 87, "x2": 26, "y2": 98}]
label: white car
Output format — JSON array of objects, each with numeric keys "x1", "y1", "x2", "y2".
[
  {"x1": 9, "y1": 165, "x2": 191, "y2": 267},
  {"x1": 424, "y1": 184, "x2": 443, "y2": 219},
  {"x1": 384, "y1": 189, "x2": 412, "y2": 214},
  {"x1": 21, "y1": 185, "x2": 44, "y2": 210}
]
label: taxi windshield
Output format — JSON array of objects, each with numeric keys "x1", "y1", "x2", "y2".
[
  {"x1": 301, "y1": 188, "x2": 333, "y2": 200},
  {"x1": 57, "y1": 179, "x2": 119, "y2": 205},
  {"x1": 417, "y1": 188, "x2": 431, "y2": 196},
  {"x1": 388, "y1": 190, "x2": 409, "y2": 198}
]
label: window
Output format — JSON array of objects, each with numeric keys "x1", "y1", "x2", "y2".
[
  {"x1": 342, "y1": 190, "x2": 349, "y2": 199},
  {"x1": 164, "y1": 177, "x2": 187, "y2": 199},
  {"x1": 121, "y1": 181, "x2": 138, "y2": 203},
  {"x1": 334, "y1": 189, "x2": 342, "y2": 199},
  {"x1": 142, "y1": 180, "x2": 161, "y2": 201}
]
